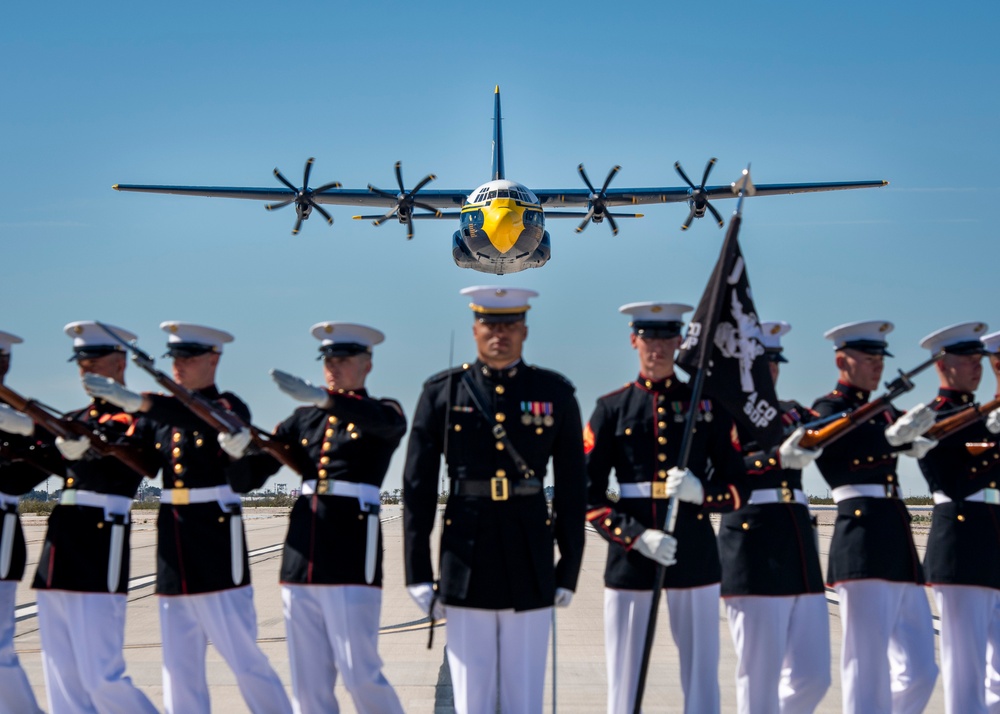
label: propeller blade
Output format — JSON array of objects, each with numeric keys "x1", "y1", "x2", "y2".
[
  {"x1": 674, "y1": 162, "x2": 695, "y2": 190},
  {"x1": 302, "y1": 157, "x2": 315, "y2": 190},
  {"x1": 394, "y1": 162, "x2": 405, "y2": 194},
  {"x1": 413, "y1": 201, "x2": 442, "y2": 216},
  {"x1": 575, "y1": 209, "x2": 596, "y2": 233},
  {"x1": 292, "y1": 215, "x2": 304, "y2": 236},
  {"x1": 273, "y1": 168, "x2": 298, "y2": 193},
  {"x1": 264, "y1": 199, "x2": 295, "y2": 211},
  {"x1": 367, "y1": 185, "x2": 397, "y2": 200},
  {"x1": 681, "y1": 206, "x2": 696, "y2": 231},
  {"x1": 706, "y1": 201, "x2": 724, "y2": 227},
  {"x1": 606, "y1": 213, "x2": 619, "y2": 236},
  {"x1": 312, "y1": 181, "x2": 342, "y2": 194},
  {"x1": 577, "y1": 164, "x2": 597, "y2": 195},
  {"x1": 405, "y1": 214, "x2": 415, "y2": 240},
  {"x1": 407, "y1": 174, "x2": 436, "y2": 197},
  {"x1": 600, "y1": 166, "x2": 621, "y2": 196},
  {"x1": 372, "y1": 207, "x2": 399, "y2": 226},
  {"x1": 311, "y1": 202, "x2": 334, "y2": 225},
  {"x1": 699, "y1": 158, "x2": 717, "y2": 189}
]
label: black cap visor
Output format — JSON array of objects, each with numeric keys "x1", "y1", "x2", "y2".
[
  {"x1": 164, "y1": 342, "x2": 216, "y2": 359},
  {"x1": 765, "y1": 348, "x2": 788, "y2": 364},
  {"x1": 70, "y1": 345, "x2": 122, "y2": 362},
  {"x1": 318, "y1": 343, "x2": 371, "y2": 359},
  {"x1": 839, "y1": 339, "x2": 893, "y2": 357},
  {"x1": 944, "y1": 340, "x2": 989, "y2": 356},
  {"x1": 475, "y1": 312, "x2": 527, "y2": 325},
  {"x1": 633, "y1": 321, "x2": 684, "y2": 339}
]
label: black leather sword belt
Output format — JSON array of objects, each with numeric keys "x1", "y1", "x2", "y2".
[{"x1": 451, "y1": 478, "x2": 544, "y2": 501}]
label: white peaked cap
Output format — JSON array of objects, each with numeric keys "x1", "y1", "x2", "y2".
[
  {"x1": 823, "y1": 320, "x2": 894, "y2": 355},
  {"x1": 160, "y1": 321, "x2": 234, "y2": 353},
  {"x1": 311, "y1": 322, "x2": 384, "y2": 356},
  {"x1": 0, "y1": 331, "x2": 23, "y2": 354},
  {"x1": 919, "y1": 322, "x2": 989, "y2": 355},
  {"x1": 461, "y1": 285, "x2": 538, "y2": 322}
]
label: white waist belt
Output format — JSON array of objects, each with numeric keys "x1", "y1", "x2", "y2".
[
  {"x1": 832, "y1": 483, "x2": 900, "y2": 503},
  {"x1": 933, "y1": 488, "x2": 1000, "y2": 505},
  {"x1": 0, "y1": 491, "x2": 18, "y2": 509},
  {"x1": 748, "y1": 488, "x2": 808, "y2": 506},
  {"x1": 60, "y1": 490, "x2": 132, "y2": 521},
  {"x1": 161, "y1": 484, "x2": 239, "y2": 507},
  {"x1": 301, "y1": 479, "x2": 380, "y2": 506}
]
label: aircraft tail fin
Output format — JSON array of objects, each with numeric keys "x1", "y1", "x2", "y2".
[{"x1": 492, "y1": 85, "x2": 505, "y2": 181}]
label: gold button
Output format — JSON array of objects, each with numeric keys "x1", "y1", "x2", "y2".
[
  {"x1": 706, "y1": 495, "x2": 713, "y2": 502},
  {"x1": 350, "y1": 432, "x2": 358, "y2": 439},
  {"x1": 173, "y1": 463, "x2": 184, "y2": 474},
  {"x1": 887, "y1": 475, "x2": 893, "y2": 482},
  {"x1": 97, "y1": 522, "x2": 104, "y2": 529},
  {"x1": 742, "y1": 522, "x2": 749, "y2": 530},
  {"x1": 725, "y1": 493, "x2": 731, "y2": 499},
  {"x1": 495, "y1": 442, "x2": 505, "y2": 451},
  {"x1": 658, "y1": 421, "x2": 667, "y2": 429},
  {"x1": 697, "y1": 514, "x2": 704, "y2": 520},
  {"x1": 172, "y1": 432, "x2": 182, "y2": 443},
  {"x1": 992, "y1": 482, "x2": 997, "y2": 488},
  {"x1": 984, "y1": 461, "x2": 991, "y2": 467},
  {"x1": 496, "y1": 413, "x2": 506, "y2": 423},
  {"x1": 624, "y1": 428, "x2": 632, "y2": 435},
  {"x1": 604, "y1": 518, "x2": 612, "y2": 527},
  {"x1": 657, "y1": 454, "x2": 667, "y2": 462},
  {"x1": 972, "y1": 467, "x2": 978, "y2": 473},
  {"x1": 665, "y1": 379, "x2": 672, "y2": 388},
  {"x1": 853, "y1": 459, "x2": 860, "y2": 466},
  {"x1": 318, "y1": 469, "x2": 327, "y2": 477},
  {"x1": 658, "y1": 470, "x2": 667, "y2": 479},
  {"x1": 358, "y1": 514, "x2": 364, "y2": 520},
  {"x1": 658, "y1": 436, "x2": 667, "y2": 445},
  {"x1": 768, "y1": 458, "x2": 776, "y2": 466},
  {"x1": 624, "y1": 536, "x2": 631, "y2": 544},
  {"x1": 195, "y1": 438, "x2": 203, "y2": 447},
  {"x1": 645, "y1": 380, "x2": 652, "y2": 388},
  {"x1": 322, "y1": 442, "x2": 331, "y2": 450},
  {"x1": 155, "y1": 442, "x2": 161, "y2": 449},
  {"x1": 958, "y1": 514, "x2": 966, "y2": 522},
  {"x1": 546, "y1": 519, "x2": 552, "y2": 526},
  {"x1": 867, "y1": 456, "x2": 874, "y2": 463},
  {"x1": 614, "y1": 527, "x2": 622, "y2": 535},
  {"x1": 496, "y1": 469, "x2": 506, "y2": 477},
  {"x1": 218, "y1": 516, "x2": 225, "y2": 523},
  {"x1": 89, "y1": 409, "x2": 99, "y2": 417},
  {"x1": 172, "y1": 447, "x2": 181, "y2": 457},
  {"x1": 781, "y1": 481, "x2": 788, "y2": 487},
  {"x1": 174, "y1": 480, "x2": 184, "y2": 488},
  {"x1": 495, "y1": 385, "x2": 505, "y2": 395},
  {"x1": 536, "y1": 428, "x2": 543, "y2": 435},
  {"x1": 446, "y1": 519, "x2": 452, "y2": 526},
  {"x1": 328, "y1": 416, "x2": 337, "y2": 424},
  {"x1": 66, "y1": 477, "x2": 75, "y2": 486},
  {"x1": 854, "y1": 509, "x2": 862, "y2": 517},
  {"x1": 320, "y1": 456, "x2": 330, "y2": 465},
  {"x1": 301, "y1": 438, "x2": 309, "y2": 446},
  {"x1": 454, "y1": 424, "x2": 462, "y2": 432},
  {"x1": 754, "y1": 460, "x2": 762, "y2": 468},
  {"x1": 658, "y1": 407, "x2": 666, "y2": 414},
  {"x1": 325, "y1": 428, "x2": 334, "y2": 437},
  {"x1": 346, "y1": 423, "x2": 355, "y2": 431}
]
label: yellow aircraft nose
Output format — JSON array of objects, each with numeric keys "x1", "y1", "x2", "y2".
[{"x1": 482, "y1": 199, "x2": 524, "y2": 254}]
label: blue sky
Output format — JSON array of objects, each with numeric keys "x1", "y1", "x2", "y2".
[{"x1": 2, "y1": 2, "x2": 998, "y2": 496}]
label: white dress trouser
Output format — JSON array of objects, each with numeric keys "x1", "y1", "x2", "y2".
[
  {"x1": 933, "y1": 584, "x2": 1000, "y2": 714},
  {"x1": 605, "y1": 584, "x2": 721, "y2": 714},
  {"x1": 835, "y1": 579, "x2": 938, "y2": 714},
  {"x1": 445, "y1": 605, "x2": 552, "y2": 714},
  {"x1": 725, "y1": 594, "x2": 831, "y2": 714},
  {"x1": 36, "y1": 590, "x2": 157, "y2": 714},
  {"x1": 0, "y1": 581, "x2": 42, "y2": 714},
  {"x1": 282, "y1": 584, "x2": 403, "y2": 714},
  {"x1": 159, "y1": 586, "x2": 292, "y2": 714}
]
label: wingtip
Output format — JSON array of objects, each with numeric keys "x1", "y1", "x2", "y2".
[
  {"x1": 882, "y1": 180, "x2": 890, "y2": 187},
  {"x1": 636, "y1": 213, "x2": 645, "y2": 219},
  {"x1": 352, "y1": 215, "x2": 362, "y2": 220},
  {"x1": 495, "y1": 85, "x2": 500, "y2": 94},
  {"x1": 680, "y1": 225, "x2": 689, "y2": 231},
  {"x1": 112, "y1": 184, "x2": 120, "y2": 191}
]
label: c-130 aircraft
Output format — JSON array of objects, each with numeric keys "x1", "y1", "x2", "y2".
[{"x1": 114, "y1": 86, "x2": 886, "y2": 275}]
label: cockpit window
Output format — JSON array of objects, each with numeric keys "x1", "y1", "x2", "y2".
[{"x1": 488, "y1": 190, "x2": 497, "y2": 199}]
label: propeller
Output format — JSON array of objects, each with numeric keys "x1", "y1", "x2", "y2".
[
  {"x1": 361, "y1": 162, "x2": 440, "y2": 240},
  {"x1": 574, "y1": 164, "x2": 622, "y2": 235},
  {"x1": 265, "y1": 158, "x2": 342, "y2": 235},
  {"x1": 674, "y1": 158, "x2": 724, "y2": 230}
]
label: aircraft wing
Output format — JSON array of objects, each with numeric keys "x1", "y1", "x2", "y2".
[
  {"x1": 112, "y1": 184, "x2": 470, "y2": 210},
  {"x1": 533, "y1": 179, "x2": 887, "y2": 208}
]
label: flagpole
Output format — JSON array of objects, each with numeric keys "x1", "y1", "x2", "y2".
[{"x1": 631, "y1": 175, "x2": 750, "y2": 714}]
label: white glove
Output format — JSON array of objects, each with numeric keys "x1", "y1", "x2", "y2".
[
  {"x1": 217, "y1": 429, "x2": 252, "y2": 459},
  {"x1": 634, "y1": 528, "x2": 678, "y2": 566},
  {"x1": 407, "y1": 582, "x2": 445, "y2": 620},
  {"x1": 884, "y1": 403, "x2": 936, "y2": 446},
  {"x1": 82, "y1": 373, "x2": 144, "y2": 413},
  {"x1": 779, "y1": 427, "x2": 824, "y2": 470},
  {"x1": 554, "y1": 587, "x2": 574, "y2": 608},
  {"x1": 665, "y1": 466, "x2": 704, "y2": 505},
  {"x1": 987, "y1": 408, "x2": 1000, "y2": 434},
  {"x1": 0, "y1": 404, "x2": 33, "y2": 436},
  {"x1": 270, "y1": 369, "x2": 330, "y2": 407},
  {"x1": 55, "y1": 435, "x2": 90, "y2": 461},
  {"x1": 901, "y1": 435, "x2": 938, "y2": 459}
]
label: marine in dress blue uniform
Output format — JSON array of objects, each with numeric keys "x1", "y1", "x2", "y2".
[
  {"x1": 0, "y1": 331, "x2": 53, "y2": 714},
  {"x1": 917, "y1": 322, "x2": 1000, "y2": 714},
  {"x1": 237, "y1": 322, "x2": 406, "y2": 714},
  {"x1": 83, "y1": 322, "x2": 291, "y2": 714},
  {"x1": 403, "y1": 286, "x2": 586, "y2": 714},
  {"x1": 32, "y1": 322, "x2": 159, "y2": 714},
  {"x1": 811, "y1": 320, "x2": 937, "y2": 714},
  {"x1": 719, "y1": 321, "x2": 830, "y2": 714},
  {"x1": 584, "y1": 302, "x2": 745, "y2": 714}
]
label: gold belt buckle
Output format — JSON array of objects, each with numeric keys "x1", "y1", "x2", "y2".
[
  {"x1": 491, "y1": 477, "x2": 509, "y2": 501},
  {"x1": 781, "y1": 487, "x2": 793, "y2": 503},
  {"x1": 172, "y1": 488, "x2": 190, "y2": 506},
  {"x1": 651, "y1": 481, "x2": 668, "y2": 499},
  {"x1": 316, "y1": 479, "x2": 329, "y2": 495}
]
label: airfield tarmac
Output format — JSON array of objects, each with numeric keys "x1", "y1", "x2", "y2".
[{"x1": 11, "y1": 505, "x2": 945, "y2": 713}]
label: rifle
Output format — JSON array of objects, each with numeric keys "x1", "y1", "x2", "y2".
[
  {"x1": 94, "y1": 323, "x2": 301, "y2": 474},
  {"x1": 0, "y1": 383, "x2": 153, "y2": 477},
  {"x1": 926, "y1": 395, "x2": 1000, "y2": 441},
  {"x1": 798, "y1": 350, "x2": 945, "y2": 450}
]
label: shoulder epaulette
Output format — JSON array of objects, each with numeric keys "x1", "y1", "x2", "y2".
[{"x1": 528, "y1": 364, "x2": 576, "y2": 390}]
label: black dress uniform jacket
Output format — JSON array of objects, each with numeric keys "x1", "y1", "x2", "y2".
[
  {"x1": 404, "y1": 360, "x2": 586, "y2": 612},
  {"x1": 813, "y1": 382, "x2": 924, "y2": 585},
  {"x1": 719, "y1": 400, "x2": 825, "y2": 596},
  {"x1": 920, "y1": 388, "x2": 1000, "y2": 590},
  {"x1": 238, "y1": 389, "x2": 406, "y2": 587},
  {"x1": 134, "y1": 387, "x2": 253, "y2": 595},
  {"x1": 34, "y1": 400, "x2": 154, "y2": 594},
  {"x1": 0, "y1": 428, "x2": 60, "y2": 582},
  {"x1": 585, "y1": 376, "x2": 746, "y2": 590}
]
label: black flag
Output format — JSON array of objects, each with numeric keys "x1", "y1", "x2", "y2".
[{"x1": 675, "y1": 212, "x2": 783, "y2": 449}]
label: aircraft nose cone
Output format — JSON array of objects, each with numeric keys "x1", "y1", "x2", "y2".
[{"x1": 483, "y1": 204, "x2": 523, "y2": 254}]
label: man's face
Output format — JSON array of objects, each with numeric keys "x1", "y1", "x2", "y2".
[
  {"x1": 78, "y1": 352, "x2": 126, "y2": 383},
  {"x1": 990, "y1": 355, "x2": 1000, "y2": 383},
  {"x1": 0, "y1": 352, "x2": 9, "y2": 383},
  {"x1": 473, "y1": 320, "x2": 527, "y2": 367},
  {"x1": 631, "y1": 333, "x2": 680, "y2": 379},
  {"x1": 323, "y1": 353, "x2": 371, "y2": 392},
  {"x1": 938, "y1": 353, "x2": 983, "y2": 393},
  {"x1": 171, "y1": 352, "x2": 219, "y2": 390},
  {"x1": 837, "y1": 349, "x2": 885, "y2": 392},
  {"x1": 769, "y1": 360, "x2": 780, "y2": 386}
]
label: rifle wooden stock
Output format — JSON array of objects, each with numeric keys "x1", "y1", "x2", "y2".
[
  {"x1": 798, "y1": 398, "x2": 892, "y2": 450},
  {"x1": 248, "y1": 427, "x2": 302, "y2": 475},
  {"x1": 0, "y1": 383, "x2": 152, "y2": 477},
  {"x1": 926, "y1": 396, "x2": 1000, "y2": 441}
]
